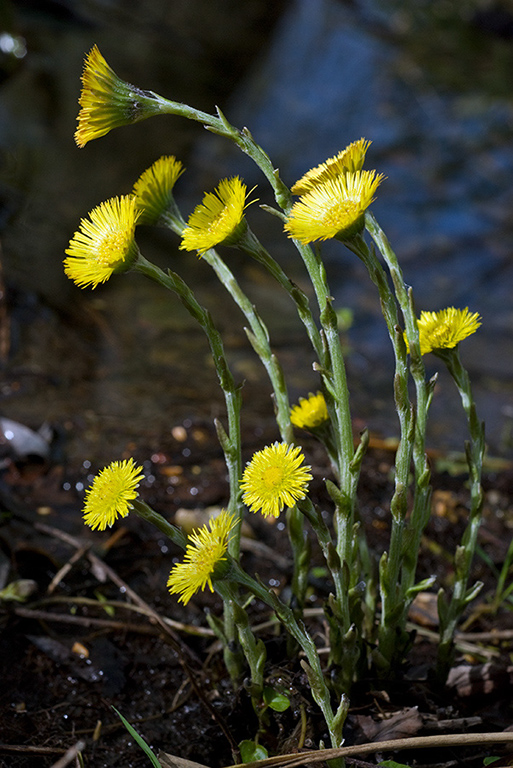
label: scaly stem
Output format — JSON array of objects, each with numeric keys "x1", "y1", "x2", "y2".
[
  {"x1": 160, "y1": 209, "x2": 296, "y2": 441},
  {"x1": 345, "y1": 232, "x2": 415, "y2": 669},
  {"x1": 201, "y1": 247, "x2": 294, "y2": 444},
  {"x1": 228, "y1": 561, "x2": 348, "y2": 758},
  {"x1": 151, "y1": 96, "x2": 292, "y2": 210},
  {"x1": 365, "y1": 214, "x2": 433, "y2": 652},
  {"x1": 216, "y1": 582, "x2": 267, "y2": 716},
  {"x1": 239, "y1": 229, "x2": 323, "y2": 363},
  {"x1": 132, "y1": 500, "x2": 188, "y2": 550},
  {"x1": 133, "y1": 252, "x2": 244, "y2": 680},
  {"x1": 435, "y1": 347, "x2": 485, "y2": 680}
]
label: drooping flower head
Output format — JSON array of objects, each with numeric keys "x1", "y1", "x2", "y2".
[
  {"x1": 75, "y1": 45, "x2": 160, "y2": 147},
  {"x1": 83, "y1": 458, "x2": 145, "y2": 531},
  {"x1": 241, "y1": 443, "x2": 312, "y2": 518},
  {"x1": 133, "y1": 155, "x2": 185, "y2": 226},
  {"x1": 167, "y1": 511, "x2": 236, "y2": 604},
  {"x1": 180, "y1": 177, "x2": 253, "y2": 254},
  {"x1": 410, "y1": 307, "x2": 482, "y2": 356},
  {"x1": 284, "y1": 170, "x2": 384, "y2": 244},
  {"x1": 64, "y1": 195, "x2": 141, "y2": 289},
  {"x1": 291, "y1": 138, "x2": 371, "y2": 195},
  {"x1": 290, "y1": 391, "x2": 329, "y2": 430}
]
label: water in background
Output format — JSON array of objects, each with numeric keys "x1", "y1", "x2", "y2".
[{"x1": 1, "y1": 0, "x2": 512, "y2": 466}]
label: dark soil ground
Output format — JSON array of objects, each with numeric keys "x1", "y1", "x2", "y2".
[{"x1": 1, "y1": 418, "x2": 513, "y2": 768}]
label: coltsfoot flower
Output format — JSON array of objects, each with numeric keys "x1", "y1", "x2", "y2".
[
  {"x1": 290, "y1": 392, "x2": 329, "y2": 430},
  {"x1": 241, "y1": 443, "x2": 312, "y2": 518},
  {"x1": 167, "y1": 511, "x2": 236, "y2": 604},
  {"x1": 411, "y1": 307, "x2": 482, "y2": 356},
  {"x1": 83, "y1": 458, "x2": 145, "y2": 531},
  {"x1": 180, "y1": 177, "x2": 253, "y2": 254},
  {"x1": 284, "y1": 170, "x2": 384, "y2": 244},
  {"x1": 64, "y1": 195, "x2": 140, "y2": 289},
  {"x1": 133, "y1": 155, "x2": 185, "y2": 226},
  {"x1": 75, "y1": 45, "x2": 160, "y2": 147},
  {"x1": 291, "y1": 138, "x2": 371, "y2": 195}
]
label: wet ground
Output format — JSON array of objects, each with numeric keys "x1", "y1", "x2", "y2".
[{"x1": 1, "y1": 426, "x2": 513, "y2": 768}]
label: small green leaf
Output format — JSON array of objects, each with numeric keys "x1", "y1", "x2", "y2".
[
  {"x1": 112, "y1": 707, "x2": 162, "y2": 767},
  {"x1": 263, "y1": 686, "x2": 290, "y2": 712},
  {"x1": 311, "y1": 566, "x2": 329, "y2": 579},
  {"x1": 239, "y1": 741, "x2": 268, "y2": 763},
  {"x1": 94, "y1": 590, "x2": 115, "y2": 617},
  {"x1": 378, "y1": 761, "x2": 411, "y2": 768},
  {"x1": 483, "y1": 757, "x2": 501, "y2": 766}
]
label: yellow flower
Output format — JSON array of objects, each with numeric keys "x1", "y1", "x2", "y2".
[
  {"x1": 291, "y1": 138, "x2": 371, "y2": 195},
  {"x1": 180, "y1": 177, "x2": 252, "y2": 254},
  {"x1": 290, "y1": 391, "x2": 329, "y2": 430},
  {"x1": 167, "y1": 511, "x2": 236, "y2": 604},
  {"x1": 64, "y1": 196, "x2": 140, "y2": 289},
  {"x1": 411, "y1": 307, "x2": 482, "y2": 356},
  {"x1": 284, "y1": 170, "x2": 384, "y2": 244},
  {"x1": 133, "y1": 156, "x2": 185, "y2": 226},
  {"x1": 75, "y1": 45, "x2": 160, "y2": 147},
  {"x1": 241, "y1": 443, "x2": 312, "y2": 518},
  {"x1": 83, "y1": 459, "x2": 145, "y2": 531}
]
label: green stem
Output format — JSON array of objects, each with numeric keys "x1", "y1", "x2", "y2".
[
  {"x1": 239, "y1": 229, "x2": 324, "y2": 363},
  {"x1": 434, "y1": 347, "x2": 485, "y2": 680},
  {"x1": 201, "y1": 247, "x2": 294, "y2": 444},
  {"x1": 216, "y1": 582, "x2": 266, "y2": 712},
  {"x1": 133, "y1": 252, "x2": 244, "y2": 679},
  {"x1": 158, "y1": 213, "x2": 295, "y2": 443},
  {"x1": 132, "y1": 500, "x2": 188, "y2": 549},
  {"x1": 151, "y1": 96, "x2": 292, "y2": 210},
  {"x1": 227, "y1": 562, "x2": 348, "y2": 753},
  {"x1": 293, "y1": 240, "x2": 357, "y2": 543},
  {"x1": 286, "y1": 505, "x2": 310, "y2": 613},
  {"x1": 365, "y1": 213, "x2": 432, "y2": 631},
  {"x1": 344, "y1": 232, "x2": 415, "y2": 667}
]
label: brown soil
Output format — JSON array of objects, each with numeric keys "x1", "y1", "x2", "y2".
[{"x1": 1, "y1": 421, "x2": 513, "y2": 768}]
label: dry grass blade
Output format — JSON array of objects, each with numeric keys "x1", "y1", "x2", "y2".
[{"x1": 222, "y1": 732, "x2": 513, "y2": 768}]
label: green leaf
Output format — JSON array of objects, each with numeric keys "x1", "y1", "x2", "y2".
[
  {"x1": 94, "y1": 590, "x2": 115, "y2": 617},
  {"x1": 112, "y1": 707, "x2": 162, "y2": 767},
  {"x1": 263, "y1": 686, "x2": 290, "y2": 712},
  {"x1": 310, "y1": 566, "x2": 329, "y2": 579},
  {"x1": 483, "y1": 758, "x2": 501, "y2": 766},
  {"x1": 239, "y1": 741, "x2": 268, "y2": 763},
  {"x1": 378, "y1": 761, "x2": 411, "y2": 768}
]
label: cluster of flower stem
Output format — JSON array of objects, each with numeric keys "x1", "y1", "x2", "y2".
[{"x1": 69, "y1": 46, "x2": 487, "y2": 760}]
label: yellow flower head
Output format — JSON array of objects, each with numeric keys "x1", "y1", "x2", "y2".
[
  {"x1": 241, "y1": 442, "x2": 312, "y2": 518},
  {"x1": 64, "y1": 195, "x2": 141, "y2": 289},
  {"x1": 180, "y1": 177, "x2": 253, "y2": 254},
  {"x1": 83, "y1": 458, "x2": 145, "y2": 531},
  {"x1": 412, "y1": 307, "x2": 482, "y2": 356},
  {"x1": 133, "y1": 156, "x2": 185, "y2": 226},
  {"x1": 167, "y1": 511, "x2": 236, "y2": 604},
  {"x1": 290, "y1": 391, "x2": 329, "y2": 430},
  {"x1": 284, "y1": 170, "x2": 384, "y2": 244},
  {"x1": 291, "y1": 138, "x2": 371, "y2": 195},
  {"x1": 75, "y1": 45, "x2": 160, "y2": 147}
]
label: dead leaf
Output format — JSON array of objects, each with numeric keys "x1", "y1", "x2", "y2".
[
  {"x1": 158, "y1": 752, "x2": 211, "y2": 768},
  {"x1": 446, "y1": 663, "x2": 513, "y2": 697},
  {"x1": 409, "y1": 591, "x2": 439, "y2": 628},
  {"x1": 354, "y1": 706, "x2": 423, "y2": 743}
]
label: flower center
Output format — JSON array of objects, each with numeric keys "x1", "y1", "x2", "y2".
[
  {"x1": 322, "y1": 199, "x2": 358, "y2": 229},
  {"x1": 95, "y1": 231, "x2": 126, "y2": 266},
  {"x1": 431, "y1": 321, "x2": 452, "y2": 345},
  {"x1": 208, "y1": 207, "x2": 231, "y2": 236},
  {"x1": 262, "y1": 466, "x2": 283, "y2": 489}
]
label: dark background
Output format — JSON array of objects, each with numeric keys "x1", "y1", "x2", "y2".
[{"x1": 1, "y1": 0, "x2": 513, "y2": 465}]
